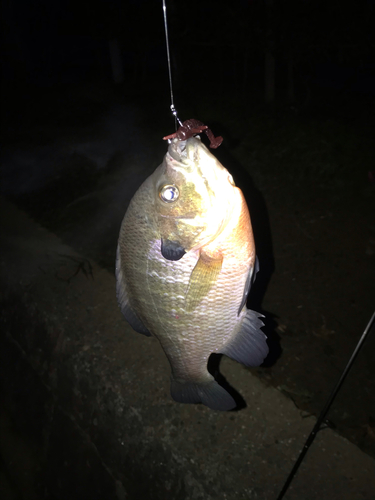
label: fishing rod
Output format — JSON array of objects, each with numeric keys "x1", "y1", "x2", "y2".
[{"x1": 277, "y1": 310, "x2": 375, "y2": 499}]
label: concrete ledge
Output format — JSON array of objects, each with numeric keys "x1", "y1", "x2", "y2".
[{"x1": 1, "y1": 196, "x2": 374, "y2": 500}]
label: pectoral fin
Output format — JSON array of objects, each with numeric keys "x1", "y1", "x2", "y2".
[{"x1": 185, "y1": 251, "x2": 223, "y2": 312}]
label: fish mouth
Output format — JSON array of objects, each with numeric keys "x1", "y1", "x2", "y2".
[
  {"x1": 168, "y1": 136, "x2": 201, "y2": 163},
  {"x1": 168, "y1": 139, "x2": 187, "y2": 162}
]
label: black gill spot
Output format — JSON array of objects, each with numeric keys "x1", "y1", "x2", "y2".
[{"x1": 161, "y1": 239, "x2": 186, "y2": 261}]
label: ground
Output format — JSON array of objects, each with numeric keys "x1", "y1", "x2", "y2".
[{"x1": 1, "y1": 78, "x2": 375, "y2": 475}]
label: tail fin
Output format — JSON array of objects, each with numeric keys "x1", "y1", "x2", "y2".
[{"x1": 170, "y1": 376, "x2": 236, "y2": 411}]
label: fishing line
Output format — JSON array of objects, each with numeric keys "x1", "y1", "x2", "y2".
[
  {"x1": 162, "y1": 0, "x2": 182, "y2": 129},
  {"x1": 276, "y1": 310, "x2": 375, "y2": 500}
]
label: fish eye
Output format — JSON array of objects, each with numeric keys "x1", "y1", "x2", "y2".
[{"x1": 159, "y1": 184, "x2": 180, "y2": 203}]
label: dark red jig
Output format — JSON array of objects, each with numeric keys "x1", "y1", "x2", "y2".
[{"x1": 163, "y1": 119, "x2": 223, "y2": 149}]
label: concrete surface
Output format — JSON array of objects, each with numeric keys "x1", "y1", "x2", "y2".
[{"x1": 1, "y1": 195, "x2": 374, "y2": 500}]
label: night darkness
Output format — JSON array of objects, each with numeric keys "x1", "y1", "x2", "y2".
[{"x1": 1, "y1": 1, "x2": 375, "y2": 499}]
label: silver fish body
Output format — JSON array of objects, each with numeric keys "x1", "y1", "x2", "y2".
[{"x1": 116, "y1": 136, "x2": 268, "y2": 410}]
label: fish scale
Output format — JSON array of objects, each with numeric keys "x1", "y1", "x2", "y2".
[{"x1": 116, "y1": 135, "x2": 268, "y2": 410}]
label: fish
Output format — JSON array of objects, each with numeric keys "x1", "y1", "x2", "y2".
[{"x1": 116, "y1": 123, "x2": 268, "y2": 410}]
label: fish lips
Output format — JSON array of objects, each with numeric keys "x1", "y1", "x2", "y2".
[
  {"x1": 168, "y1": 139, "x2": 187, "y2": 162},
  {"x1": 161, "y1": 238, "x2": 186, "y2": 261},
  {"x1": 168, "y1": 137, "x2": 201, "y2": 164}
]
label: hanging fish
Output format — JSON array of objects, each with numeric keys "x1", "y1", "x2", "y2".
[{"x1": 116, "y1": 120, "x2": 268, "y2": 410}]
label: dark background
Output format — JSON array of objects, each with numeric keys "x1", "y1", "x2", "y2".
[{"x1": 1, "y1": 0, "x2": 375, "y2": 495}]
